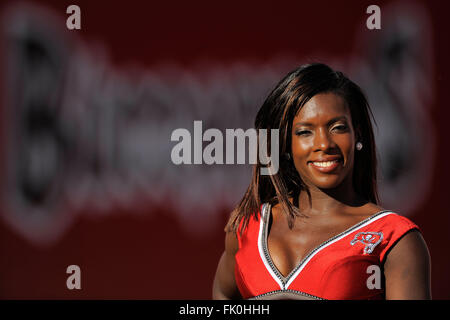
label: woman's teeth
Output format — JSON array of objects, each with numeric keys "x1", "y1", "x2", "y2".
[{"x1": 312, "y1": 160, "x2": 339, "y2": 167}]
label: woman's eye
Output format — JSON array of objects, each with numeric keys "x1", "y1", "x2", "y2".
[
  {"x1": 332, "y1": 125, "x2": 348, "y2": 132},
  {"x1": 295, "y1": 130, "x2": 311, "y2": 136}
]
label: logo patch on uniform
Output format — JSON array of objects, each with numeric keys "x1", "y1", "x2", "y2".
[{"x1": 350, "y1": 232, "x2": 383, "y2": 254}]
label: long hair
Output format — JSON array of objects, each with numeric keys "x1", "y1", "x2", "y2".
[{"x1": 225, "y1": 63, "x2": 379, "y2": 234}]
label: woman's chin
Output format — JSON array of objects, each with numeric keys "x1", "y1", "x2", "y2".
[{"x1": 310, "y1": 179, "x2": 343, "y2": 190}]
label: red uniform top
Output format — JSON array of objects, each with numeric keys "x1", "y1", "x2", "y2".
[{"x1": 235, "y1": 203, "x2": 420, "y2": 300}]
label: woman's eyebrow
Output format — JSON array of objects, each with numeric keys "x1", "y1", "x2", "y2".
[
  {"x1": 293, "y1": 121, "x2": 313, "y2": 127},
  {"x1": 293, "y1": 116, "x2": 348, "y2": 127},
  {"x1": 327, "y1": 116, "x2": 348, "y2": 125}
]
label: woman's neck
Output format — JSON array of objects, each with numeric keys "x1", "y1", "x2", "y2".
[{"x1": 297, "y1": 183, "x2": 366, "y2": 217}]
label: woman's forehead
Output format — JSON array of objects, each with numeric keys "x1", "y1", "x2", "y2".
[{"x1": 293, "y1": 93, "x2": 350, "y2": 123}]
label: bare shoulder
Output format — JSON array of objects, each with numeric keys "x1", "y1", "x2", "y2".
[
  {"x1": 363, "y1": 202, "x2": 386, "y2": 215},
  {"x1": 385, "y1": 229, "x2": 430, "y2": 265},
  {"x1": 212, "y1": 228, "x2": 241, "y2": 299},
  {"x1": 384, "y1": 229, "x2": 431, "y2": 299},
  {"x1": 343, "y1": 202, "x2": 386, "y2": 221},
  {"x1": 271, "y1": 201, "x2": 283, "y2": 220},
  {"x1": 225, "y1": 229, "x2": 239, "y2": 256}
]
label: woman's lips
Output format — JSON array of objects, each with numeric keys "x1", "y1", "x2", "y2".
[{"x1": 308, "y1": 159, "x2": 341, "y2": 173}]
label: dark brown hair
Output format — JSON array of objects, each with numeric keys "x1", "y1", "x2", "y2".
[{"x1": 225, "y1": 63, "x2": 379, "y2": 234}]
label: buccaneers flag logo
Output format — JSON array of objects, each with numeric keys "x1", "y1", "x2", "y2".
[{"x1": 350, "y1": 232, "x2": 383, "y2": 254}]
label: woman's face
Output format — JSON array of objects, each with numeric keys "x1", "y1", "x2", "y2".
[{"x1": 291, "y1": 92, "x2": 356, "y2": 190}]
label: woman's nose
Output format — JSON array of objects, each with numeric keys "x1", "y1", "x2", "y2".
[{"x1": 313, "y1": 128, "x2": 334, "y2": 151}]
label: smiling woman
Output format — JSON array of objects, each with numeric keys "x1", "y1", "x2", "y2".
[
  {"x1": 291, "y1": 93, "x2": 357, "y2": 190},
  {"x1": 212, "y1": 63, "x2": 431, "y2": 300}
]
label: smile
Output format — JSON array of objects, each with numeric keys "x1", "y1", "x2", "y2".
[
  {"x1": 312, "y1": 160, "x2": 339, "y2": 167},
  {"x1": 309, "y1": 159, "x2": 341, "y2": 172}
]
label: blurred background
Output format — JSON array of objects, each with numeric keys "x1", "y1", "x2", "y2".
[{"x1": 0, "y1": 0, "x2": 448, "y2": 299}]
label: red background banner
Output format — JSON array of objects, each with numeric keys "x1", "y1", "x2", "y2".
[{"x1": 0, "y1": 0, "x2": 449, "y2": 299}]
